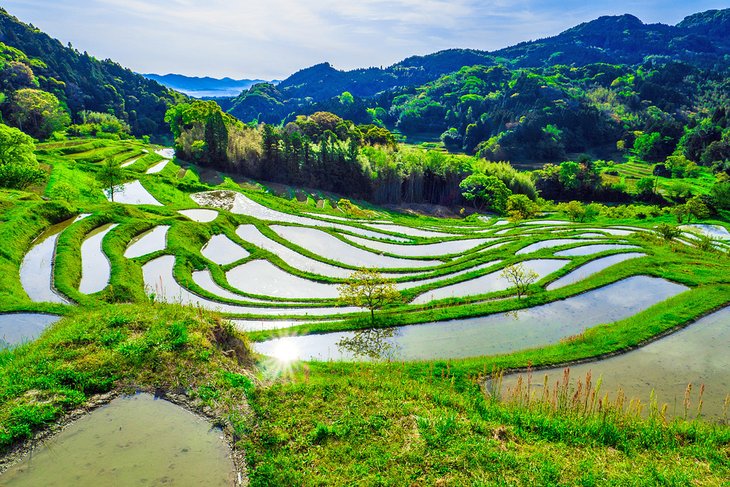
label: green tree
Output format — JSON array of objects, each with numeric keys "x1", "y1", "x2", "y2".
[
  {"x1": 500, "y1": 263, "x2": 539, "y2": 299},
  {"x1": 506, "y1": 194, "x2": 539, "y2": 221},
  {"x1": 459, "y1": 174, "x2": 512, "y2": 213},
  {"x1": 558, "y1": 161, "x2": 580, "y2": 191},
  {"x1": 7, "y1": 88, "x2": 70, "y2": 139},
  {"x1": 636, "y1": 177, "x2": 656, "y2": 196},
  {"x1": 0, "y1": 123, "x2": 45, "y2": 189},
  {"x1": 338, "y1": 269, "x2": 401, "y2": 325},
  {"x1": 685, "y1": 197, "x2": 710, "y2": 223},
  {"x1": 99, "y1": 158, "x2": 123, "y2": 202}
]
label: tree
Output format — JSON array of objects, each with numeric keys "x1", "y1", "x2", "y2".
[
  {"x1": 500, "y1": 263, "x2": 539, "y2": 299},
  {"x1": 506, "y1": 194, "x2": 539, "y2": 221},
  {"x1": 560, "y1": 200, "x2": 598, "y2": 222},
  {"x1": 459, "y1": 174, "x2": 512, "y2": 213},
  {"x1": 655, "y1": 223, "x2": 682, "y2": 242},
  {"x1": 338, "y1": 269, "x2": 401, "y2": 325},
  {"x1": 6, "y1": 88, "x2": 70, "y2": 139},
  {"x1": 99, "y1": 158, "x2": 123, "y2": 202},
  {"x1": 685, "y1": 196, "x2": 710, "y2": 223},
  {"x1": 636, "y1": 177, "x2": 656, "y2": 196},
  {"x1": 0, "y1": 123, "x2": 45, "y2": 189}
]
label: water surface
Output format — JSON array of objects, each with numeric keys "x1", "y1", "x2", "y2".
[
  {"x1": 201, "y1": 234, "x2": 250, "y2": 265},
  {"x1": 500, "y1": 307, "x2": 730, "y2": 420},
  {"x1": 255, "y1": 276, "x2": 688, "y2": 361},
  {"x1": 124, "y1": 225, "x2": 169, "y2": 259},
  {"x1": 20, "y1": 219, "x2": 74, "y2": 304},
  {"x1": 0, "y1": 393, "x2": 234, "y2": 486},
  {"x1": 546, "y1": 253, "x2": 646, "y2": 290},
  {"x1": 79, "y1": 224, "x2": 118, "y2": 294},
  {"x1": 104, "y1": 180, "x2": 162, "y2": 206},
  {"x1": 0, "y1": 313, "x2": 61, "y2": 348}
]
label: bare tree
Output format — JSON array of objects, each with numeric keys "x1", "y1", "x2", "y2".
[
  {"x1": 338, "y1": 268, "x2": 401, "y2": 325},
  {"x1": 500, "y1": 263, "x2": 539, "y2": 299}
]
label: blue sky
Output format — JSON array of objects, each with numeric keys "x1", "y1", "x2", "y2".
[{"x1": 3, "y1": 1, "x2": 727, "y2": 79}]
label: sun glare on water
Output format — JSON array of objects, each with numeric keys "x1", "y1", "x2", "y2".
[{"x1": 271, "y1": 339, "x2": 300, "y2": 364}]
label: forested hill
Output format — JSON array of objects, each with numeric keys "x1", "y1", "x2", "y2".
[
  {"x1": 0, "y1": 8, "x2": 184, "y2": 139},
  {"x1": 228, "y1": 9, "x2": 730, "y2": 123}
]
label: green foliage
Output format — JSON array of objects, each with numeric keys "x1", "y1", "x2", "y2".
[
  {"x1": 338, "y1": 269, "x2": 401, "y2": 325},
  {"x1": 500, "y1": 262, "x2": 539, "y2": 299},
  {"x1": 0, "y1": 123, "x2": 45, "y2": 189},
  {"x1": 5, "y1": 88, "x2": 70, "y2": 139},
  {"x1": 506, "y1": 194, "x2": 539, "y2": 221},
  {"x1": 459, "y1": 173, "x2": 512, "y2": 213},
  {"x1": 559, "y1": 200, "x2": 599, "y2": 222}
]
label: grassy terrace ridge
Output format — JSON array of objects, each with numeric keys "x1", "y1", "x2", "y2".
[{"x1": 0, "y1": 137, "x2": 729, "y2": 484}]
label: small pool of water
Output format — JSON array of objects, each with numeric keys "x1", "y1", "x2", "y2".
[
  {"x1": 124, "y1": 225, "x2": 169, "y2": 259},
  {"x1": 546, "y1": 253, "x2": 646, "y2": 290},
  {"x1": 178, "y1": 209, "x2": 219, "y2": 222},
  {"x1": 0, "y1": 393, "x2": 234, "y2": 486},
  {"x1": 201, "y1": 234, "x2": 250, "y2": 265},
  {"x1": 145, "y1": 160, "x2": 169, "y2": 174},
  {"x1": 120, "y1": 157, "x2": 140, "y2": 168},
  {"x1": 104, "y1": 180, "x2": 162, "y2": 206},
  {"x1": 79, "y1": 223, "x2": 118, "y2": 294},
  {"x1": 411, "y1": 259, "x2": 568, "y2": 304},
  {"x1": 20, "y1": 219, "x2": 76, "y2": 304},
  {"x1": 500, "y1": 307, "x2": 730, "y2": 420},
  {"x1": 0, "y1": 313, "x2": 61, "y2": 348},
  {"x1": 254, "y1": 276, "x2": 688, "y2": 362}
]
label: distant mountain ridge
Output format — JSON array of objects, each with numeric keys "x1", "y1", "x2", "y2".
[
  {"x1": 228, "y1": 9, "x2": 730, "y2": 123},
  {"x1": 143, "y1": 73, "x2": 277, "y2": 98}
]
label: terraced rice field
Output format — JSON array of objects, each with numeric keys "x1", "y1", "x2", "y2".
[{"x1": 5, "y1": 141, "x2": 728, "y2": 378}]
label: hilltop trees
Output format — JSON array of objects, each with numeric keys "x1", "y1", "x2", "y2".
[
  {"x1": 5, "y1": 88, "x2": 69, "y2": 139},
  {"x1": 0, "y1": 123, "x2": 45, "y2": 188}
]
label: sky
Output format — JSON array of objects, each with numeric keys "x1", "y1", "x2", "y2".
[{"x1": 2, "y1": 1, "x2": 727, "y2": 80}]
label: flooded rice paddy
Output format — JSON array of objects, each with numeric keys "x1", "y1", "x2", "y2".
[{"x1": 0, "y1": 313, "x2": 61, "y2": 348}]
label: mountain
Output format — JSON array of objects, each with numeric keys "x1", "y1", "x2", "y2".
[
  {"x1": 143, "y1": 73, "x2": 275, "y2": 98},
  {"x1": 228, "y1": 9, "x2": 730, "y2": 123},
  {"x1": 0, "y1": 8, "x2": 184, "y2": 139}
]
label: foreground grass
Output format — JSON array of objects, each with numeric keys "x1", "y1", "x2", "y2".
[
  {"x1": 243, "y1": 363, "x2": 729, "y2": 486},
  {"x1": 0, "y1": 303, "x2": 254, "y2": 452}
]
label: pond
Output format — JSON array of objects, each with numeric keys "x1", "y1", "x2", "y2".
[
  {"x1": 411, "y1": 259, "x2": 568, "y2": 304},
  {"x1": 0, "y1": 393, "x2": 234, "y2": 486},
  {"x1": 500, "y1": 306, "x2": 730, "y2": 420},
  {"x1": 155, "y1": 148, "x2": 175, "y2": 159},
  {"x1": 79, "y1": 223, "x2": 119, "y2": 295},
  {"x1": 124, "y1": 225, "x2": 169, "y2": 259},
  {"x1": 0, "y1": 313, "x2": 61, "y2": 348},
  {"x1": 254, "y1": 276, "x2": 688, "y2": 362},
  {"x1": 104, "y1": 180, "x2": 162, "y2": 206},
  {"x1": 227, "y1": 260, "x2": 340, "y2": 299},
  {"x1": 201, "y1": 234, "x2": 250, "y2": 265},
  {"x1": 20, "y1": 218, "x2": 76, "y2": 304},
  {"x1": 272, "y1": 225, "x2": 441, "y2": 270}
]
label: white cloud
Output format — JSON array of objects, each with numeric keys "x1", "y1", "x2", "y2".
[{"x1": 1, "y1": 0, "x2": 727, "y2": 79}]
